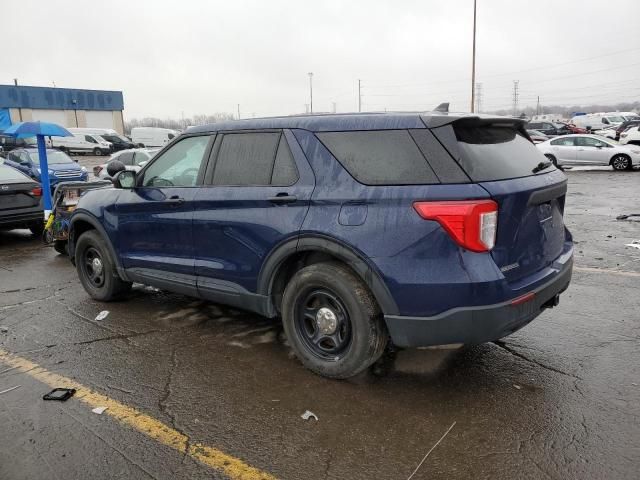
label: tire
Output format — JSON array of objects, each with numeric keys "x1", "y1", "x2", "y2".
[
  {"x1": 53, "y1": 240, "x2": 68, "y2": 255},
  {"x1": 544, "y1": 154, "x2": 563, "y2": 171},
  {"x1": 611, "y1": 154, "x2": 631, "y2": 171},
  {"x1": 75, "y1": 230, "x2": 132, "y2": 301},
  {"x1": 281, "y1": 262, "x2": 388, "y2": 379},
  {"x1": 29, "y1": 222, "x2": 43, "y2": 236},
  {"x1": 93, "y1": 148, "x2": 102, "y2": 156}
]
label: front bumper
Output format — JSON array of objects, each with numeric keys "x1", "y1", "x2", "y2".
[{"x1": 385, "y1": 255, "x2": 573, "y2": 348}]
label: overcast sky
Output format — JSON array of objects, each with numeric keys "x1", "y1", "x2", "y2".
[{"x1": 5, "y1": 0, "x2": 640, "y2": 119}]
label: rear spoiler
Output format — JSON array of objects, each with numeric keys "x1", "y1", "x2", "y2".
[{"x1": 421, "y1": 112, "x2": 527, "y2": 129}]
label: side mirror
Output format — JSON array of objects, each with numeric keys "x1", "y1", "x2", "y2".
[
  {"x1": 112, "y1": 170, "x2": 136, "y2": 189},
  {"x1": 106, "y1": 160, "x2": 126, "y2": 177}
]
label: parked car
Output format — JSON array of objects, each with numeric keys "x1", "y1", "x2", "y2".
[
  {"x1": 3, "y1": 148, "x2": 89, "y2": 188},
  {"x1": 0, "y1": 134, "x2": 38, "y2": 156},
  {"x1": 536, "y1": 134, "x2": 640, "y2": 170},
  {"x1": 526, "y1": 121, "x2": 571, "y2": 136},
  {"x1": 593, "y1": 125, "x2": 618, "y2": 139},
  {"x1": 66, "y1": 113, "x2": 573, "y2": 379},
  {"x1": 68, "y1": 128, "x2": 135, "y2": 152},
  {"x1": 619, "y1": 125, "x2": 640, "y2": 146},
  {"x1": 51, "y1": 133, "x2": 112, "y2": 156},
  {"x1": 526, "y1": 129, "x2": 549, "y2": 144},
  {"x1": 130, "y1": 127, "x2": 179, "y2": 147},
  {"x1": 0, "y1": 162, "x2": 43, "y2": 234},
  {"x1": 93, "y1": 148, "x2": 159, "y2": 178},
  {"x1": 570, "y1": 113, "x2": 625, "y2": 131},
  {"x1": 561, "y1": 123, "x2": 587, "y2": 134},
  {"x1": 617, "y1": 112, "x2": 640, "y2": 122},
  {"x1": 615, "y1": 120, "x2": 640, "y2": 140}
]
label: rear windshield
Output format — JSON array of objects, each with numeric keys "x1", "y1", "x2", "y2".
[
  {"x1": 316, "y1": 130, "x2": 439, "y2": 185},
  {"x1": 0, "y1": 164, "x2": 30, "y2": 181},
  {"x1": 451, "y1": 122, "x2": 556, "y2": 182}
]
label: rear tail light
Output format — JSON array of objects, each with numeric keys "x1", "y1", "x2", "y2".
[
  {"x1": 413, "y1": 200, "x2": 498, "y2": 252},
  {"x1": 30, "y1": 187, "x2": 42, "y2": 197}
]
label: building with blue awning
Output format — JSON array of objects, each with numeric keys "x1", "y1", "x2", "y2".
[{"x1": 0, "y1": 84, "x2": 125, "y2": 133}]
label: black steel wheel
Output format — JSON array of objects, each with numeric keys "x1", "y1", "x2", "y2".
[
  {"x1": 282, "y1": 262, "x2": 388, "y2": 379},
  {"x1": 94, "y1": 148, "x2": 102, "y2": 156},
  {"x1": 75, "y1": 230, "x2": 132, "y2": 301},
  {"x1": 294, "y1": 288, "x2": 352, "y2": 360}
]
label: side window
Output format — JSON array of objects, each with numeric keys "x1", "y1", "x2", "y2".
[
  {"x1": 20, "y1": 152, "x2": 32, "y2": 163},
  {"x1": 142, "y1": 135, "x2": 210, "y2": 187},
  {"x1": 576, "y1": 137, "x2": 603, "y2": 147},
  {"x1": 133, "y1": 152, "x2": 149, "y2": 165},
  {"x1": 85, "y1": 135, "x2": 97, "y2": 144},
  {"x1": 118, "y1": 152, "x2": 135, "y2": 166},
  {"x1": 271, "y1": 136, "x2": 299, "y2": 186},
  {"x1": 212, "y1": 132, "x2": 280, "y2": 186},
  {"x1": 316, "y1": 130, "x2": 439, "y2": 185},
  {"x1": 7, "y1": 152, "x2": 20, "y2": 163},
  {"x1": 551, "y1": 138, "x2": 575, "y2": 146},
  {"x1": 168, "y1": 133, "x2": 175, "y2": 140}
]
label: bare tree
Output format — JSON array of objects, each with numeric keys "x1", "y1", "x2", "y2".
[{"x1": 124, "y1": 112, "x2": 234, "y2": 134}]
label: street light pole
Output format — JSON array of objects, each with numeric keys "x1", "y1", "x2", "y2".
[
  {"x1": 470, "y1": 0, "x2": 477, "y2": 113},
  {"x1": 308, "y1": 72, "x2": 314, "y2": 113}
]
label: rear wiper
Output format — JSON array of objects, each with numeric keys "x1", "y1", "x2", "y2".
[{"x1": 532, "y1": 161, "x2": 553, "y2": 173}]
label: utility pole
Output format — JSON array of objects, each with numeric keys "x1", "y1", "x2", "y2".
[
  {"x1": 237, "y1": 104, "x2": 241, "y2": 120},
  {"x1": 13, "y1": 78, "x2": 18, "y2": 86},
  {"x1": 332, "y1": 102, "x2": 336, "y2": 113},
  {"x1": 470, "y1": 0, "x2": 477, "y2": 113},
  {"x1": 512, "y1": 80, "x2": 520, "y2": 116},
  {"x1": 475, "y1": 82, "x2": 483, "y2": 113},
  {"x1": 308, "y1": 72, "x2": 314, "y2": 113},
  {"x1": 536, "y1": 96, "x2": 540, "y2": 116},
  {"x1": 358, "y1": 79, "x2": 362, "y2": 112}
]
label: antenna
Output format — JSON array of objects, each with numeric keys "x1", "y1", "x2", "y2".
[{"x1": 434, "y1": 102, "x2": 449, "y2": 113}]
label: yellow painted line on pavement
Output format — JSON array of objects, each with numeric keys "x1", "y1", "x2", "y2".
[
  {"x1": 574, "y1": 266, "x2": 640, "y2": 278},
  {"x1": 0, "y1": 347, "x2": 277, "y2": 480}
]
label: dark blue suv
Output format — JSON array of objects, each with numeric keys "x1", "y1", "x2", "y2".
[{"x1": 68, "y1": 112, "x2": 573, "y2": 378}]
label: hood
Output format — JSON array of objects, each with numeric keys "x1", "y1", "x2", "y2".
[{"x1": 48, "y1": 162, "x2": 83, "y2": 172}]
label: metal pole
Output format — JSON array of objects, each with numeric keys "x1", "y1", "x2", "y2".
[
  {"x1": 36, "y1": 135, "x2": 53, "y2": 220},
  {"x1": 470, "y1": 0, "x2": 477, "y2": 113},
  {"x1": 358, "y1": 79, "x2": 362, "y2": 112},
  {"x1": 237, "y1": 104, "x2": 241, "y2": 120},
  {"x1": 308, "y1": 73, "x2": 314, "y2": 113}
]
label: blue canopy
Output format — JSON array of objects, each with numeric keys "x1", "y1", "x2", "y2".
[
  {"x1": 2, "y1": 121, "x2": 72, "y2": 138},
  {"x1": 2, "y1": 122, "x2": 73, "y2": 220}
]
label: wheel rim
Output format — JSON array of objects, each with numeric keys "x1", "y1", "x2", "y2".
[
  {"x1": 294, "y1": 288, "x2": 352, "y2": 361},
  {"x1": 82, "y1": 247, "x2": 105, "y2": 288},
  {"x1": 612, "y1": 156, "x2": 628, "y2": 170},
  {"x1": 95, "y1": 149, "x2": 102, "y2": 156}
]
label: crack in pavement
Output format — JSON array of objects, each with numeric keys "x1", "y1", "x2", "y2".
[
  {"x1": 158, "y1": 345, "x2": 192, "y2": 464},
  {"x1": 492, "y1": 341, "x2": 582, "y2": 380}
]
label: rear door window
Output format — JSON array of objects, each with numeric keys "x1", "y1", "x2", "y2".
[
  {"x1": 435, "y1": 120, "x2": 555, "y2": 182},
  {"x1": 211, "y1": 132, "x2": 281, "y2": 186},
  {"x1": 551, "y1": 137, "x2": 575, "y2": 146},
  {"x1": 316, "y1": 130, "x2": 439, "y2": 185}
]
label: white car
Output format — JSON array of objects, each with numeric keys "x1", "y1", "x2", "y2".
[
  {"x1": 619, "y1": 125, "x2": 640, "y2": 146},
  {"x1": 93, "y1": 148, "x2": 159, "y2": 178},
  {"x1": 536, "y1": 134, "x2": 640, "y2": 171},
  {"x1": 593, "y1": 126, "x2": 618, "y2": 140}
]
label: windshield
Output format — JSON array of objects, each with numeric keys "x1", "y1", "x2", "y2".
[
  {"x1": 102, "y1": 135, "x2": 125, "y2": 144},
  {"x1": 605, "y1": 116, "x2": 624, "y2": 123},
  {"x1": 28, "y1": 150, "x2": 74, "y2": 165}
]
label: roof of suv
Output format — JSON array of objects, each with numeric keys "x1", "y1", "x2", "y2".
[{"x1": 187, "y1": 111, "x2": 523, "y2": 134}]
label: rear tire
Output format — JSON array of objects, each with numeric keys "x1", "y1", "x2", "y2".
[
  {"x1": 281, "y1": 262, "x2": 388, "y2": 379},
  {"x1": 28, "y1": 222, "x2": 43, "y2": 236},
  {"x1": 611, "y1": 154, "x2": 631, "y2": 171},
  {"x1": 53, "y1": 240, "x2": 68, "y2": 255},
  {"x1": 75, "y1": 230, "x2": 131, "y2": 301}
]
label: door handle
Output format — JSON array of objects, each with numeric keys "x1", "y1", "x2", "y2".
[
  {"x1": 268, "y1": 193, "x2": 297, "y2": 204},
  {"x1": 166, "y1": 195, "x2": 185, "y2": 205}
]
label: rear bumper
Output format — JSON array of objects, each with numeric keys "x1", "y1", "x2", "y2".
[
  {"x1": 0, "y1": 210, "x2": 43, "y2": 229},
  {"x1": 385, "y1": 254, "x2": 573, "y2": 348}
]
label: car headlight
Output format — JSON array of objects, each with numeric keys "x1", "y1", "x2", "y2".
[
  {"x1": 36, "y1": 168, "x2": 41, "y2": 174},
  {"x1": 48, "y1": 169, "x2": 54, "y2": 175},
  {"x1": 81, "y1": 166, "x2": 87, "y2": 172}
]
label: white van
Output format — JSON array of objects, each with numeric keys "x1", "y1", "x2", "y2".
[
  {"x1": 51, "y1": 133, "x2": 112, "y2": 156},
  {"x1": 571, "y1": 113, "x2": 625, "y2": 131},
  {"x1": 130, "y1": 127, "x2": 179, "y2": 147}
]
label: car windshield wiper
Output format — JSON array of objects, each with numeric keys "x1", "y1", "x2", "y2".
[{"x1": 532, "y1": 161, "x2": 553, "y2": 173}]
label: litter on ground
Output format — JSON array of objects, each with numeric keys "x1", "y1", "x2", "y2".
[
  {"x1": 95, "y1": 311, "x2": 110, "y2": 321},
  {"x1": 301, "y1": 410, "x2": 318, "y2": 421},
  {"x1": 92, "y1": 406, "x2": 108, "y2": 415}
]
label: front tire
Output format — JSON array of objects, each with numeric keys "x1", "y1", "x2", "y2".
[
  {"x1": 611, "y1": 154, "x2": 631, "y2": 171},
  {"x1": 75, "y1": 230, "x2": 131, "y2": 301},
  {"x1": 281, "y1": 262, "x2": 388, "y2": 379},
  {"x1": 93, "y1": 148, "x2": 102, "y2": 156}
]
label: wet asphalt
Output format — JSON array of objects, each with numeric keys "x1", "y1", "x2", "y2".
[{"x1": 0, "y1": 161, "x2": 639, "y2": 479}]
